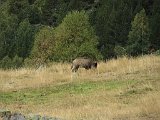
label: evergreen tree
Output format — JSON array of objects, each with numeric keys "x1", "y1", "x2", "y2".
[
  {"x1": 68, "y1": 0, "x2": 95, "y2": 11},
  {"x1": 8, "y1": 0, "x2": 30, "y2": 21},
  {"x1": 41, "y1": 0, "x2": 57, "y2": 26},
  {"x1": 1, "y1": 0, "x2": 160, "y2": 66},
  {"x1": 0, "y1": 11, "x2": 18, "y2": 59},
  {"x1": 15, "y1": 19, "x2": 35, "y2": 58},
  {"x1": 28, "y1": 5, "x2": 41, "y2": 24},
  {"x1": 127, "y1": 9, "x2": 150, "y2": 56},
  {"x1": 150, "y1": 0, "x2": 160, "y2": 50},
  {"x1": 94, "y1": 0, "x2": 135, "y2": 59}
]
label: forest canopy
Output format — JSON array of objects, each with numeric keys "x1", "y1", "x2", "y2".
[{"x1": 0, "y1": 0, "x2": 160, "y2": 68}]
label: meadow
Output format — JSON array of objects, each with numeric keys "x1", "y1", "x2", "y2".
[{"x1": 0, "y1": 55, "x2": 160, "y2": 120}]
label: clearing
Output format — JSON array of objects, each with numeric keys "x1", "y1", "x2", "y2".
[{"x1": 0, "y1": 55, "x2": 160, "y2": 120}]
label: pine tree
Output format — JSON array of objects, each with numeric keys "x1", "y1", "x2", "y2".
[
  {"x1": 0, "y1": 11, "x2": 18, "y2": 59},
  {"x1": 150, "y1": 0, "x2": 160, "y2": 50},
  {"x1": 15, "y1": 19, "x2": 35, "y2": 58},
  {"x1": 8, "y1": 0, "x2": 30, "y2": 21},
  {"x1": 94, "y1": 0, "x2": 135, "y2": 59},
  {"x1": 41, "y1": 0, "x2": 57, "y2": 26},
  {"x1": 127, "y1": 9, "x2": 150, "y2": 56}
]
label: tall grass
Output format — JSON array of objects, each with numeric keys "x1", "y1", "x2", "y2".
[{"x1": 1, "y1": 55, "x2": 159, "y2": 91}]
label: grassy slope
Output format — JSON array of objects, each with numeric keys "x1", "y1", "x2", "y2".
[{"x1": 0, "y1": 55, "x2": 160, "y2": 120}]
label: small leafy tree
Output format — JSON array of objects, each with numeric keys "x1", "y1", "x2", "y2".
[
  {"x1": 54, "y1": 11, "x2": 101, "y2": 61},
  {"x1": 30, "y1": 26, "x2": 55, "y2": 66},
  {"x1": 127, "y1": 9, "x2": 150, "y2": 56}
]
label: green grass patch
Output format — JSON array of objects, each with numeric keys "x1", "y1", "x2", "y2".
[{"x1": 0, "y1": 79, "x2": 136, "y2": 104}]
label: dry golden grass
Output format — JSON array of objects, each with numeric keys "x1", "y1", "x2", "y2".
[
  {"x1": 138, "y1": 93, "x2": 160, "y2": 115},
  {"x1": 0, "y1": 63, "x2": 72, "y2": 91},
  {"x1": 0, "y1": 55, "x2": 159, "y2": 91},
  {"x1": 0, "y1": 55, "x2": 160, "y2": 120}
]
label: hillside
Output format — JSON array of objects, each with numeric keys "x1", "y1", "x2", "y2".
[
  {"x1": 1, "y1": 0, "x2": 160, "y2": 68},
  {"x1": 0, "y1": 55, "x2": 160, "y2": 120}
]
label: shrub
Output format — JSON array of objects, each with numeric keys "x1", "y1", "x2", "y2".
[
  {"x1": 30, "y1": 26, "x2": 55, "y2": 66},
  {"x1": 54, "y1": 11, "x2": 102, "y2": 62}
]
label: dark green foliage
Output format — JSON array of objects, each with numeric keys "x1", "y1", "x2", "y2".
[
  {"x1": 94, "y1": 0, "x2": 135, "y2": 59},
  {"x1": 67, "y1": 0, "x2": 96, "y2": 11},
  {"x1": 28, "y1": 5, "x2": 41, "y2": 24},
  {"x1": 12, "y1": 55, "x2": 23, "y2": 69},
  {"x1": 127, "y1": 9, "x2": 150, "y2": 56},
  {"x1": 8, "y1": 0, "x2": 41, "y2": 24},
  {"x1": 150, "y1": 0, "x2": 160, "y2": 50},
  {"x1": 0, "y1": 12, "x2": 18, "y2": 59},
  {"x1": 0, "y1": 56, "x2": 12, "y2": 69},
  {"x1": 33, "y1": 0, "x2": 98, "y2": 26},
  {"x1": 0, "y1": 0, "x2": 160, "y2": 68},
  {"x1": 28, "y1": 0, "x2": 36, "y2": 5},
  {"x1": 40, "y1": 0, "x2": 57, "y2": 26},
  {"x1": 0, "y1": 55, "x2": 23, "y2": 69},
  {"x1": 15, "y1": 19, "x2": 35, "y2": 58},
  {"x1": 8, "y1": 0, "x2": 30, "y2": 21}
]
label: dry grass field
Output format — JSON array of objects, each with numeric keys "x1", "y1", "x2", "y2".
[{"x1": 0, "y1": 55, "x2": 160, "y2": 120}]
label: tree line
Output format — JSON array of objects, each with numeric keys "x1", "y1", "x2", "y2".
[{"x1": 0, "y1": 0, "x2": 160, "y2": 69}]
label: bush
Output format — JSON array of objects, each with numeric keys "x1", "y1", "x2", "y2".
[
  {"x1": 54, "y1": 11, "x2": 102, "y2": 62},
  {"x1": 30, "y1": 26, "x2": 55, "y2": 66}
]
